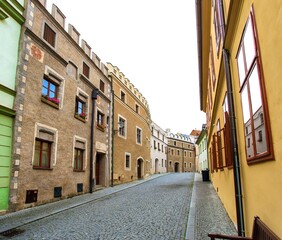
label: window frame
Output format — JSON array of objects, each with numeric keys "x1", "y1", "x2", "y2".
[
  {"x1": 82, "y1": 62, "x2": 90, "y2": 79},
  {"x1": 125, "y1": 152, "x2": 131, "y2": 170},
  {"x1": 74, "y1": 148, "x2": 84, "y2": 171},
  {"x1": 33, "y1": 139, "x2": 52, "y2": 169},
  {"x1": 136, "y1": 127, "x2": 142, "y2": 145},
  {"x1": 43, "y1": 22, "x2": 56, "y2": 48},
  {"x1": 118, "y1": 116, "x2": 126, "y2": 138},
  {"x1": 236, "y1": 6, "x2": 273, "y2": 163}
]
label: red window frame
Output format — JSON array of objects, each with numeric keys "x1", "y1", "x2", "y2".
[{"x1": 236, "y1": 6, "x2": 273, "y2": 163}]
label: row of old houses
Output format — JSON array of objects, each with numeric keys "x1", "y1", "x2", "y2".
[
  {"x1": 0, "y1": 0, "x2": 197, "y2": 214},
  {"x1": 196, "y1": 0, "x2": 282, "y2": 238}
]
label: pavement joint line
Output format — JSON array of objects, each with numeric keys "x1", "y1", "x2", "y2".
[
  {"x1": 185, "y1": 173, "x2": 196, "y2": 240},
  {"x1": 0, "y1": 174, "x2": 168, "y2": 234}
]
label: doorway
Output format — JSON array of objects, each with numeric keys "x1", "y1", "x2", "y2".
[
  {"x1": 155, "y1": 158, "x2": 159, "y2": 174},
  {"x1": 137, "y1": 158, "x2": 143, "y2": 179},
  {"x1": 175, "y1": 162, "x2": 180, "y2": 172},
  {"x1": 95, "y1": 152, "x2": 106, "y2": 186}
]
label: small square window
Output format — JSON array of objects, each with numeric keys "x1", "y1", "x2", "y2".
[
  {"x1": 43, "y1": 23, "x2": 56, "y2": 47},
  {"x1": 83, "y1": 62, "x2": 90, "y2": 78},
  {"x1": 121, "y1": 91, "x2": 125, "y2": 102},
  {"x1": 100, "y1": 80, "x2": 105, "y2": 93}
]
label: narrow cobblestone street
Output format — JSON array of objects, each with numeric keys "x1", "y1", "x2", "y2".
[{"x1": 2, "y1": 173, "x2": 193, "y2": 240}]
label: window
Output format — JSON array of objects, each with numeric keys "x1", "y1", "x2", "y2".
[
  {"x1": 154, "y1": 140, "x2": 156, "y2": 149},
  {"x1": 174, "y1": 141, "x2": 176, "y2": 146},
  {"x1": 177, "y1": 150, "x2": 180, "y2": 156},
  {"x1": 75, "y1": 98, "x2": 86, "y2": 119},
  {"x1": 136, "y1": 127, "x2": 142, "y2": 144},
  {"x1": 189, "y1": 162, "x2": 192, "y2": 169},
  {"x1": 158, "y1": 142, "x2": 160, "y2": 151},
  {"x1": 43, "y1": 23, "x2": 56, "y2": 47},
  {"x1": 135, "y1": 104, "x2": 139, "y2": 113},
  {"x1": 184, "y1": 151, "x2": 187, "y2": 157},
  {"x1": 97, "y1": 111, "x2": 105, "y2": 131},
  {"x1": 189, "y1": 151, "x2": 192, "y2": 158},
  {"x1": 33, "y1": 124, "x2": 58, "y2": 170},
  {"x1": 118, "y1": 117, "x2": 126, "y2": 137},
  {"x1": 171, "y1": 149, "x2": 174, "y2": 155},
  {"x1": 121, "y1": 91, "x2": 125, "y2": 102},
  {"x1": 34, "y1": 139, "x2": 51, "y2": 168},
  {"x1": 73, "y1": 137, "x2": 86, "y2": 171},
  {"x1": 100, "y1": 80, "x2": 105, "y2": 93},
  {"x1": 162, "y1": 159, "x2": 163, "y2": 167},
  {"x1": 83, "y1": 62, "x2": 90, "y2": 78},
  {"x1": 125, "y1": 153, "x2": 131, "y2": 169},
  {"x1": 213, "y1": 0, "x2": 225, "y2": 53},
  {"x1": 42, "y1": 76, "x2": 58, "y2": 103},
  {"x1": 74, "y1": 148, "x2": 83, "y2": 171},
  {"x1": 210, "y1": 38, "x2": 216, "y2": 88},
  {"x1": 75, "y1": 88, "x2": 89, "y2": 121},
  {"x1": 237, "y1": 7, "x2": 272, "y2": 162}
]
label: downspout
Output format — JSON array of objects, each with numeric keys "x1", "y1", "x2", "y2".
[
  {"x1": 110, "y1": 76, "x2": 114, "y2": 187},
  {"x1": 222, "y1": 48, "x2": 245, "y2": 236},
  {"x1": 90, "y1": 89, "x2": 98, "y2": 193}
]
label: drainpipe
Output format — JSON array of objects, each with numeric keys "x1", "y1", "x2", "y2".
[
  {"x1": 222, "y1": 48, "x2": 245, "y2": 237},
  {"x1": 109, "y1": 76, "x2": 114, "y2": 187},
  {"x1": 90, "y1": 89, "x2": 99, "y2": 193}
]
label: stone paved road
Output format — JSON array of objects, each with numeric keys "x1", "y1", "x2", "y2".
[{"x1": 2, "y1": 173, "x2": 194, "y2": 240}]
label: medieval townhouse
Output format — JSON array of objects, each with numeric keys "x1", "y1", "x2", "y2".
[
  {"x1": 151, "y1": 121, "x2": 167, "y2": 174},
  {"x1": 107, "y1": 63, "x2": 151, "y2": 184},
  {"x1": 9, "y1": 0, "x2": 111, "y2": 212},
  {"x1": 166, "y1": 130, "x2": 195, "y2": 173},
  {"x1": 0, "y1": 0, "x2": 25, "y2": 212},
  {"x1": 196, "y1": 0, "x2": 282, "y2": 237}
]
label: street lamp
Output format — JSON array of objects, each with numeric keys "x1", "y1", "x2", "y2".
[{"x1": 90, "y1": 88, "x2": 99, "y2": 193}]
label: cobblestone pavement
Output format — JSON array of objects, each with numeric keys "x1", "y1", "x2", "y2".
[{"x1": 0, "y1": 173, "x2": 194, "y2": 240}]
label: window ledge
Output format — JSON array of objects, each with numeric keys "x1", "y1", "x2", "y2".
[
  {"x1": 41, "y1": 96, "x2": 59, "y2": 109},
  {"x1": 33, "y1": 166, "x2": 53, "y2": 170},
  {"x1": 73, "y1": 169, "x2": 85, "y2": 172},
  {"x1": 96, "y1": 124, "x2": 106, "y2": 132},
  {"x1": 74, "y1": 114, "x2": 86, "y2": 123}
]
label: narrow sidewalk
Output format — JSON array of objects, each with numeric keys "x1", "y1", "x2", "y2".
[{"x1": 186, "y1": 173, "x2": 237, "y2": 240}]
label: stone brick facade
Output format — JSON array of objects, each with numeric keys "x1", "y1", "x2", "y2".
[
  {"x1": 10, "y1": 0, "x2": 111, "y2": 211},
  {"x1": 107, "y1": 63, "x2": 151, "y2": 184}
]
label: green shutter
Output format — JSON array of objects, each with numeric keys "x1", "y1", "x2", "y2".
[{"x1": 0, "y1": 114, "x2": 13, "y2": 210}]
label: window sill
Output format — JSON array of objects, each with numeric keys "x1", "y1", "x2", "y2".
[
  {"x1": 73, "y1": 169, "x2": 85, "y2": 172},
  {"x1": 96, "y1": 124, "x2": 106, "y2": 132},
  {"x1": 74, "y1": 114, "x2": 86, "y2": 123},
  {"x1": 33, "y1": 166, "x2": 53, "y2": 170},
  {"x1": 247, "y1": 152, "x2": 275, "y2": 165},
  {"x1": 41, "y1": 96, "x2": 59, "y2": 109}
]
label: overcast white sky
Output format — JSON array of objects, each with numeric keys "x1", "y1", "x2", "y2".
[{"x1": 47, "y1": 0, "x2": 206, "y2": 134}]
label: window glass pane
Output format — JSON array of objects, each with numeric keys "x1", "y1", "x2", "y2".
[
  {"x1": 244, "y1": 18, "x2": 256, "y2": 71},
  {"x1": 237, "y1": 48, "x2": 245, "y2": 87},
  {"x1": 50, "y1": 83, "x2": 56, "y2": 92},
  {"x1": 42, "y1": 142, "x2": 50, "y2": 167},
  {"x1": 34, "y1": 141, "x2": 41, "y2": 166},
  {"x1": 241, "y1": 86, "x2": 250, "y2": 124},
  {"x1": 42, "y1": 87, "x2": 48, "y2": 96},
  {"x1": 249, "y1": 64, "x2": 262, "y2": 115}
]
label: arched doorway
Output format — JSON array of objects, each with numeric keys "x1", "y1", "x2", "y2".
[
  {"x1": 175, "y1": 162, "x2": 180, "y2": 172},
  {"x1": 155, "y1": 158, "x2": 159, "y2": 174},
  {"x1": 137, "y1": 158, "x2": 143, "y2": 179}
]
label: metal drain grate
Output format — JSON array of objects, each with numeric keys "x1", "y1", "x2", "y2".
[{"x1": 1, "y1": 228, "x2": 25, "y2": 237}]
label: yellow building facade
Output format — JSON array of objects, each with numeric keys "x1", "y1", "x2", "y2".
[
  {"x1": 196, "y1": 0, "x2": 282, "y2": 237},
  {"x1": 107, "y1": 63, "x2": 151, "y2": 184}
]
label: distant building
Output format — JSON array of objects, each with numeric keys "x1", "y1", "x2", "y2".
[
  {"x1": 107, "y1": 63, "x2": 151, "y2": 184},
  {"x1": 151, "y1": 121, "x2": 167, "y2": 174},
  {"x1": 196, "y1": 125, "x2": 208, "y2": 172},
  {"x1": 166, "y1": 130, "x2": 195, "y2": 173}
]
